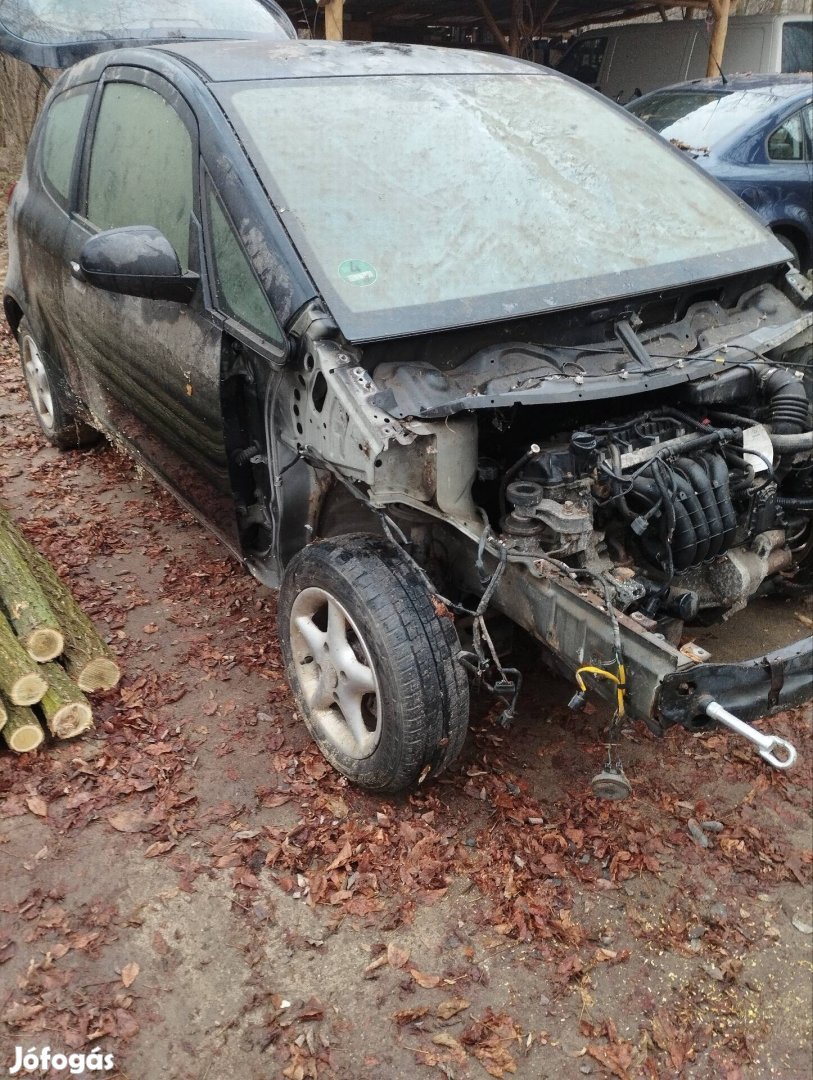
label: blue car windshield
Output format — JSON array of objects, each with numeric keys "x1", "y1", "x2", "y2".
[{"x1": 221, "y1": 72, "x2": 781, "y2": 341}]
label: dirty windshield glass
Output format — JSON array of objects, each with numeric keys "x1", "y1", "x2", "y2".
[
  {"x1": 223, "y1": 74, "x2": 777, "y2": 340},
  {"x1": 0, "y1": 0, "x2": 292, "y2": 44},
  {"x1": 628, "y1": 86, "x2": 802, "y2": 151}
]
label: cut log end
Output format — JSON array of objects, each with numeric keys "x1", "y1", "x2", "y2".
[
  {"x1": 11, "y1": 672, "x2": 48, "y2": 707},
  {"x1": 49, "y1": 701, "x2": 94, "y2": 740},
  {"x1": 76, "y1": 657, "x2": 121, "y2": 693},
  {"x1": 23, "y1": 626, "x2": 64, "y2": 663},
  {"x1": 3, "y1": 706, "x2": 45, "y2": 753}
]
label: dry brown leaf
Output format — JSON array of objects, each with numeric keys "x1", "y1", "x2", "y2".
[
  {"x1": 121, "y1": 962, "x2": 139, "y2": 988},
  {"x1": 26, "y1": 795, "x2": 47, "y2": 818},
  {"x1": 144, "y1": 840, "x2": 176, "y2": 858},
  {"x1": 436, "y1": 998, "x2": 471, "y2": 1020},
  {"x1": 432, "y1": 1033, "x2": 465, "y2": 1050},
  {"x1": 392, "y1": 1006, "x2": 428, "y2": 1025},
  {"x1": 387, "y1": 942, "x2": 410, "y2": 969},
  {"x1": 107, "y1": 811, "x2": 152, "y2": 833},
  {"x1": 363, "y1": 954, "x2": 388, "y2": 977},
  {"x1": 410, "y1": 968, "x2": 441, "y2": 988}
]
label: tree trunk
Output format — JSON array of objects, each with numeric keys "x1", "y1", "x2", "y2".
[
  {"x1": 0, "y1": 528, "x2": 63, "y2": 662},
  {"x1": 39, "y1": 663, "x2": 93, "y2": 739},
  {"x1": 0, "y1": 507, "x2": 120, "y2": 691},
  {"x1": 2, "y1": 701, "x2": 45, "y2": 753},
  {"x1": 0, "y1": 611, "x2": 47, "y2": 705}
]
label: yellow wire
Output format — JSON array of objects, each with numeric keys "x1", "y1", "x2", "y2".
[{"x1": 576, "y1": 663, "x2": 627, "y2": 717}]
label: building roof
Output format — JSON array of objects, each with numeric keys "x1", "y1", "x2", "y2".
[{"x1": 279, "y1": 1, "x2": 703, "y2": 37}]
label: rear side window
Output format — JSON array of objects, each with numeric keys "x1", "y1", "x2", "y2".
[
  {"x1": 768, "y1": 108, "x2": 809, "y2": 162},
  {"x1": 40, "y1": 87, "x2": 91, "y2": 202},
  {"x1": 781, "y1": 22, "x2": 813, "y2": 73},
  {"x1": 86, "y1": 82, "x2": 194, "y2": 268}
]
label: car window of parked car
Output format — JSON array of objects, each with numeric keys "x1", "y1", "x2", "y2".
[
  {"x1": 206, "y1": 181, "x2": 284, "y2": 346},
  {"x1": 39, "y1": 86, "x2": 91, "y2": 203},
  {"x1": 557, "y1": 37, "x2": 608, "y2": 85},
  {"x1": 86, "y1": 82, "x2": 194, "y2": 269},
  {"x1": 768, "y1": 109, "x2": 807, "y2": 161},
  {"x1": 781, "y1": 21, "x2": 813, "y2": 73}
]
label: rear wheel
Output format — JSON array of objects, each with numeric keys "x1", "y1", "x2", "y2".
[
  {"x1": 278, "y1": 535, "x2": 469, "y2": 792},
  {"x1": 773, "y1": 231, "x2": 801, "y2": 270},
  {"x1": 18, "y1": 318, "x2": 98, "y2": 449}
]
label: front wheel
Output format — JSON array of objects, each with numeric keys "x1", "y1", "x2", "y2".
[{"x1": 278, "y1": 535, "x2": 469, "y2": 793}]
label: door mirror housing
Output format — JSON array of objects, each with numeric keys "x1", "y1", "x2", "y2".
[{"x1": 76, "y1": 226, "x2": 200, "y2": 303}]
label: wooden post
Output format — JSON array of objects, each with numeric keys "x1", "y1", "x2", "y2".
[
  {"x1": 475, "y1": 0, "x2": 511, "y2": 55},
  {"x1": 509, "y1": 0, "x2": 523, "y2": 56},
  {"x1": 706, "y1": 0, "x2": 731, "y2": 78},
  {"x1": 323, "y1": 0, "x2": 344, "y2": 41}
]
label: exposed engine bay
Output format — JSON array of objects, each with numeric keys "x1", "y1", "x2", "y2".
[
  {"x1": 479, "y1": 366, "x2": 811, "y2": 626},
  {"x1": 264, "y1": 272, "x2": 813, "y2": 787}
]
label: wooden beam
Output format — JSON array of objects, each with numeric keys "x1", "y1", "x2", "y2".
[
  {"x1": 474, "y1": 0, "x2": 511, "y2": 55},
  {"x1": 657, "y1": 5, "x2": 670, "y2": 20},
  {"x1": 322, "y1": 0, "x2": 344, "y2": 40},
  {"x1": 509, "y1": 0, "x2": 523, "y2": 56},
  {"x1": 535, "y1": 0, "x2": 560, "y2": 34},
  {"x1": 706, "y1": 0, "x2": 731, "y2": 77},
  {"x1": 547, "y1": 2, "x2": 705, "y2": 33}
]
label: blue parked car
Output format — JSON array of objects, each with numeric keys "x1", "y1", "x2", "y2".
[{"x1": 628, "y1": 74, "x2": 813, "y2": 270}]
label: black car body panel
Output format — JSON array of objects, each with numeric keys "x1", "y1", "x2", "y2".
[{"x1": 3, "y1": 38, "x2": 811, "y2": 775}]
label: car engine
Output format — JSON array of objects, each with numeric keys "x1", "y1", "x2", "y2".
[{"x1": 477, "y1": 362, "x2": 811, "y2": 630}]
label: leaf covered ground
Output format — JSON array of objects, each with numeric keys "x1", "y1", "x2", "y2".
[{"x1": 0, "y1": 176, "x2": 811, "y2": 1079}]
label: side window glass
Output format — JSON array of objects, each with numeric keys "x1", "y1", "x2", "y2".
[
  {"x1": 87, "y1": 82, "x2": 193, "y2": 268},
  {"x1": 558, "y1": 38, "x2": 607, "y2": 85},
  {"x1": 206, "y1": 184, "x2": 284, "y2": 346},
  {"x1": 767, "y1": 111, "x2": 805, "y2": 162},
  {"x1": 801, "y1": 104, "x2": 813, "y2": 160},
  {"x1": 40, "y1": 87, "x2": 91, "y2": 202}
]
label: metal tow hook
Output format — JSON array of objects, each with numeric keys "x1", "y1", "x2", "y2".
[{"x1": 704, "y1": 700, "x2": 797, "y2": 770}]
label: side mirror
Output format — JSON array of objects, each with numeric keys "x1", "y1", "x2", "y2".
[{"x1": 75, "y1": 226, "x2": 199, "y2": 303}]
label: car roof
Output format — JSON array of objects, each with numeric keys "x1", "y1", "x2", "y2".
[
  {"x1": 642, "y1": 72, "x2": 813, "y2": 98},
  {"x1": 150, "y1": 39, "x2": 537, "y2": 82}
]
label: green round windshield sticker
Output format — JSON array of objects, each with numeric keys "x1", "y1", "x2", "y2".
[{"x1": 338, "y1": 260, "x2": 378, "y2": 287}]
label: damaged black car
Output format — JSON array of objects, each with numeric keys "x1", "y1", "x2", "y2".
[{"x1": 3, "y1": 4, "x2": 811, "y2": 792}]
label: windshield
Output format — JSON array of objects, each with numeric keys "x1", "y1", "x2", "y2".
[
  {"x1": 0, "y1": 0, "x2": 294, "y2": 44},
  {"x1": 628, "y1": 86, "x2": 799, "y2": 151},
  {"x1": 221, "y1": 73, "x2": 779, "y2": 341}
]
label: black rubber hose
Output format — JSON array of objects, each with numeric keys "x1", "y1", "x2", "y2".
[
  {"x1": 777, "y1": 496, "x2": 813, "y2": 512},
  {"x1": 758, "y1": 367, "x2": 810, "y2": 435},
  {"x1": 771, "y1": 431, "x2": 813, "y2": 454},
  {"x1": 675, "y1": 456, "x2": 724, "y2": 559},
  {"x1": 702, "y1": 451, "x2": 737, "y2": 550},
  {"x1": 670, "y1": 469, "x2": 710, "y2": 564}
]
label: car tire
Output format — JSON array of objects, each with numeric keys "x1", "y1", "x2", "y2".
[
  {"x1": 18, "y1": 318, "x2": 98, "y2": 449},
  {"x1": 773, "y1": 232, "x2": 800, "y2": 270},
  {"x1": 278, "y1": 534, "x2": 469, "y2": 792}
]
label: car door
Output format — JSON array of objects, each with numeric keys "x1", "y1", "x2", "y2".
[
  {"x1": 61, "y1": 68, "x2": 239, "y2": 547},
  {"x1": 8, "y1": 81, "x2": 93, "y2": 382},
  {"x1": 762, "y1": 103, "x2": 813, "y2": 263}
]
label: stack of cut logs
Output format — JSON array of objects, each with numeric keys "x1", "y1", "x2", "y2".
[{"x1": 0, "y1": 506, "x2": 120, "y2": 753}]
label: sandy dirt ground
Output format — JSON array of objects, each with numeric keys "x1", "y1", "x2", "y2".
[{"x1": 0, "y1": 153, "x2": 812, "y2": 1080}]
